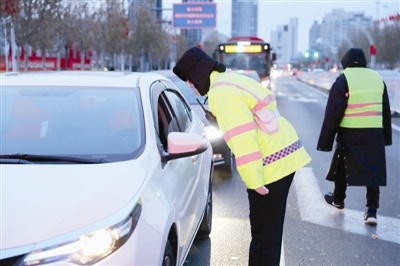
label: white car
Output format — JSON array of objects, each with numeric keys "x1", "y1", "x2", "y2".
[{"x1": 0, "y1": 71, "x2": 214, "y2": 266}]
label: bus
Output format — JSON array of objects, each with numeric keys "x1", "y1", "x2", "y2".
[{"x1": 213, "y1": 36, "x2": 275, "y2": 86}]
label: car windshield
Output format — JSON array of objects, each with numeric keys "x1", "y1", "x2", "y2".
[
  {"x1": 168, "y1": 77, "x2": 208, "y2": 105},
  {"x1": 1, "y1": 86, "x2": 144, "y2": 162}
]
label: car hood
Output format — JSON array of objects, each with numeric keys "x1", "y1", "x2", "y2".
[{"x1": 1, "y1": 161, "x2": 146, "y2": 250}]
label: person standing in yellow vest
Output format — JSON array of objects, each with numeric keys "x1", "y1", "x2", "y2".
[
  {"x1": 317, "y1": 48, "x2": 392, "y2": 225},
  {"x1": 173, "y1": 47, "x2": 311, "y2": 266}
]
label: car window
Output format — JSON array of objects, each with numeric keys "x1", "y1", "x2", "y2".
[
  {"x1": 1, "y1": 86, "x2": 144, "y2": 161},
  {"x1": 153, "y1": 86, "x2": 193, "y2": 151},
  {"x1": 165, "y1": 90, "x2": 192, "y2": 132}
]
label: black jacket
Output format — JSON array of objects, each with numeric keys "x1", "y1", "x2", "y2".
[{"x1": 317, "y1": 48, "x2": 392, "y2": 186}]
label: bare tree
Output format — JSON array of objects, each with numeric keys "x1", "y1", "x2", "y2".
[
  {"x1": 66, "y1": 1, "x2": 96, "y2": 70},
  {"x1": 148, "y1": 23, "x2": 170, "y2": 70},
  {"x1": 175, "y1": 34, "x2": 189, "y2": 63},
  {"x1": 202, "y1": 30, "x2": 223, "y2": 57},
  {"x1": 0, "y1": 0, "x2": 19, "y2": 18},
  {"x1": 11, "y1": 0, "x2": 62, "y2": 71},
  {"x1": 337, "y1": 22, "x2": 400, "y2": 69},
  {"x1": 336, "y1": 43, "x2": 350, "y2": 66},
  {"x1": 129, "y1": 2, "x2": 169, "y2": 71},
  {"x1": 52, "y1": 1, "x2": 76, "y2": 70},
  {"x1": 102, "y1": 0, "x2": 129, "y2": 70},
  {"x1": 89, "y1": 6, "x2": 108, "y2": 70},
  {"x1": 30, "y1": 8, "x2": 61, "y2": 70},
  {"x1": 378, "y1": 23, "x2": 400, "y2": 69}
]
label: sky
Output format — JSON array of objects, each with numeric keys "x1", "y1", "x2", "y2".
[{"x1": 163, "y1": 0, "x2": 400, "y2": 52}]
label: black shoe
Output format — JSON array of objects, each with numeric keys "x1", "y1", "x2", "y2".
[
  {"x1": 324, "y1": 192, "x2": 344, "y2": 210},
  {"x1": 364, "y1": 209, "x2": 377, "y2": 225}
]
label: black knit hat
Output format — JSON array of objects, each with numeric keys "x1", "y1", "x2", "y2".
[
  {"x1": 341, "y1": 48, "x2": 367, "y2": 69},
  {"x1": 173, "y1": 47, "x2": 225, "y2": 96}
]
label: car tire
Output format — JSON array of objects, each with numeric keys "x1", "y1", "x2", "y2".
[
  {"x1": 196, "y1": 179, "x2": 212, "y2": 239},
  {"x1": 220, "y1": 151, "x2": 233, "y2": 178},
  {"x1": 162, "y1": 240, "x2": 175, "y2": 266}
]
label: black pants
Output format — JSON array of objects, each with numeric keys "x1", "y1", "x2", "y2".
[
  {"x1": 333, "y1": 155, "x2": 380, "y2": 209},
  {"x1": 247, "y1": 172, "x2": 295, "y2": 266}
]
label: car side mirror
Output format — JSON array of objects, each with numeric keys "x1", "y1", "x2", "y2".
[{"x1": 164, "y1": 132, "x2": 209, "y2": 161}]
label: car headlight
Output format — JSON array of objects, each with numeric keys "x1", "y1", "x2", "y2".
[
  {"x1": 261, "y1": 79, "x2": 270, "y2": 88},
  {"x1": 20, "y1": 202, "x2": 142, "y2": 266},
  {"x1": 205, "y1": 125, "x2": 223, "y2": 140}
]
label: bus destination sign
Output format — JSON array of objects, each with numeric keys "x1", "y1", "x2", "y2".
[
  {"x1": 173, "y1": 3, "x2": 216, "y2": 29},
  {"x1": 221, "y1": 44, "x2": 268, "y2": 54}
]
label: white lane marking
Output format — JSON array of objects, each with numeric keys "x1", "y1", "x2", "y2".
[
  {"x1": 294, "y1": 167, "x2": 400, "y2": 244},
  {"x1": 392, "y1": 123, "x2": 400, "y2": 132},
  {"x1": 280, "y1": 239, "x2": 285, "y2": 266},
  {"x1": 288, "y1": 96, "x2": 319, "y2": 103}
]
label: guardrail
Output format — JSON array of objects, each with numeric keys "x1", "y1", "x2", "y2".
[{"x1": 297, "y1": 70, "x2": 400, "y2": 115}]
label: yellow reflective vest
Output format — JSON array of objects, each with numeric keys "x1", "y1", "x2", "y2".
[
  {"x1": 208, "y1": 71, "x2": 311, "y2": 189},
  {"x1": 340, "y1": 68, "x2": 384, "y2": 128}
]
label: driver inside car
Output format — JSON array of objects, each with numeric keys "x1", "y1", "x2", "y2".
[{"x1": 107, "y1": 107, "x2": 136, "y2": 143}]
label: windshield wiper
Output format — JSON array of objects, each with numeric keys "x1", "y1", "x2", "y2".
[
  {"x1": 0, "y1": 158, "x2": 35, "y2": 164},
  {"x1": 0, "y1": 154, "x2": 108, "y2": 164}
]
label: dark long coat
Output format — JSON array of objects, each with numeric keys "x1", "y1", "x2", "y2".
[{"x1": 316, "y1": 49, "x2": 392, "y2": 186}]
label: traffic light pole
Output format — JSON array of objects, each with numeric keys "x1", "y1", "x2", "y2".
[{"x1": 360, "y1": 28, "x2": 376, "y2": 69}]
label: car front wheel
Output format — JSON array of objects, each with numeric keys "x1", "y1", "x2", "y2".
[
  {"x1": 220, "y1": 151, "x2": 233, "y2": 178},
  {"x1": 162, "y1": 240, "x2": 175, "y2": 266},
  {"x1": 196, "y1": 179, "x2": 212, "y2": 239}
]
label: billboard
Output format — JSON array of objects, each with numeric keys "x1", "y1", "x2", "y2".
[{"x1": 173, "y1": 3, "x2": 216, "y2": 29}]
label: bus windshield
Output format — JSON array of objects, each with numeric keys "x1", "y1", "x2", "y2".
[
  {"x1": 222, "y1": 53, "x2": 267, "y2": 77},
  {"x1": 214, "y1": 36, "x2": 272, "y2": 80}
]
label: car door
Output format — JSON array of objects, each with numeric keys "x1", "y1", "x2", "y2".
[{"x1": 150, "y1": 81, "x2": 207, "y2": 251}]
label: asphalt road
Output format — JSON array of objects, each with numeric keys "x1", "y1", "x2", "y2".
[{"x1": 184, "y1": 76, "x2": 400, "y2": 266}]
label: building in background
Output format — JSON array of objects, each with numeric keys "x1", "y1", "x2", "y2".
[
  {"x1": 309, "y1": 21, "x2": 322, "y2": 48},
  {"x1": 128, "y1": 0, "x2": 161, "y2": 26},
  {"x1": 231, "y1": 0, "x2": 258, "y2": 37},
  {"x1": 315, "y1": 8, "x2": 373, "y2": 54},
  {"x1": 302, "y1": 8, "x2": 374, "y2": 69},
  {"x1": 270, "y1": 18, "x2": 298, "y2": 65}
]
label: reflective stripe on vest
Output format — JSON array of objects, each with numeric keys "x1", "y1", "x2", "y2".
[
  {"x1": 223, "y1": 121, "x2": 256, "y2": 142},
  {"x1": 340, "y1": 68, "x2": 383, "y2": 128},
  {"x1": 236, "y1": 151, "x2": 262, "y2": 166}
]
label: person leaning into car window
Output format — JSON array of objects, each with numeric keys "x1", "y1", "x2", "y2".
[{"x1": 173, "y1": 47, "x2": 311, "y2": 266}]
